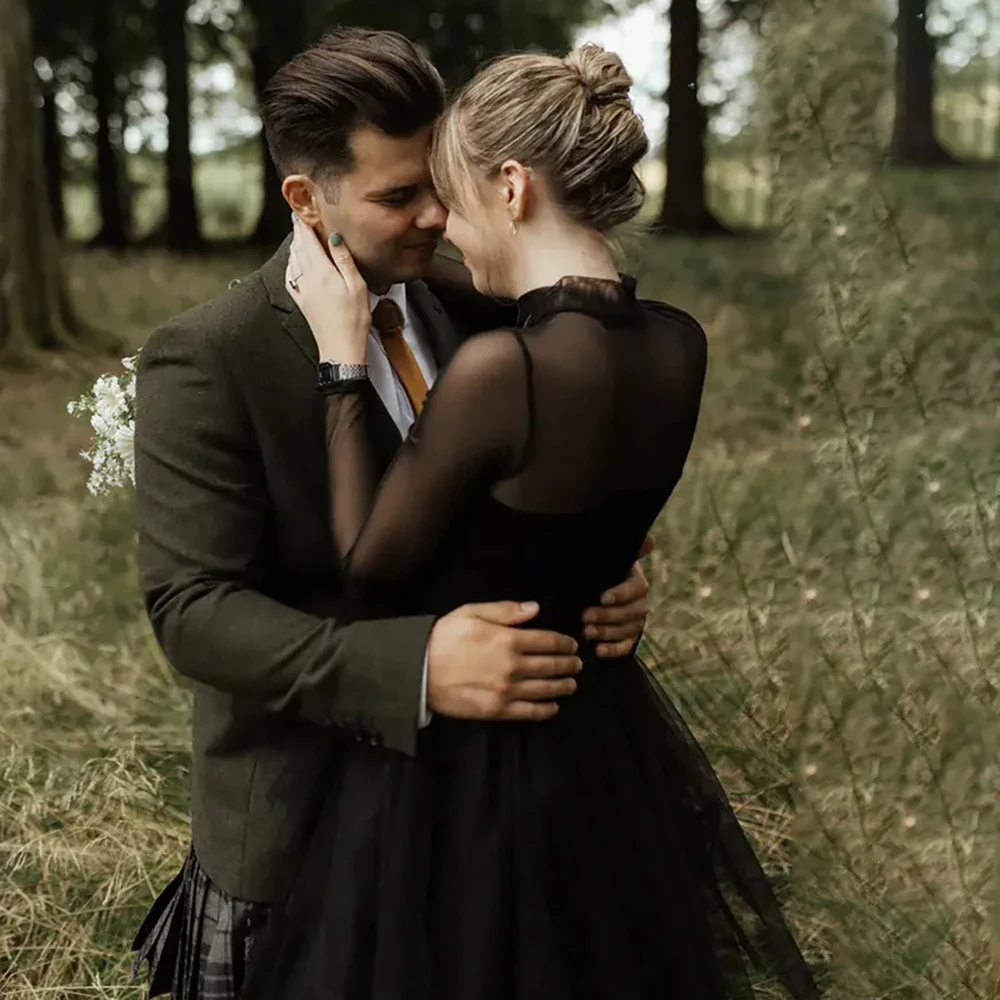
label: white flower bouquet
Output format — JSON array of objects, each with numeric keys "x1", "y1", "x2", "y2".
[{"x1": 67, "y1": 353, "x2": 139, "y2": 496}]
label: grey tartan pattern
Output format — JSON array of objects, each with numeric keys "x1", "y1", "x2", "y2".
[{"x1": 132, "y1": 847, "x2": 270, "y2": 999}]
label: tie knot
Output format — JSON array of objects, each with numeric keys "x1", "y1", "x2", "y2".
[{"x1": 372, "y1": 297, "x2": 404, "y2": 339}]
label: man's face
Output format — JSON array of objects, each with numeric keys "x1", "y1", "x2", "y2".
[{"x1": 307, "y1": 126, "x2": 446, "y2": 292}]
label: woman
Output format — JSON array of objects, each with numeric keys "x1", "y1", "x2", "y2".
[{"x1": 242, "y1": 44, "x2": 820, "y2": 999}]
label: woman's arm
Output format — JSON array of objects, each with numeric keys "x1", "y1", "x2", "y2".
[{"x1": 324, "y1": 328, "x2": 529, "y2": 594}]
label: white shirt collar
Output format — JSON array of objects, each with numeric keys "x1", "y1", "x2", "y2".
[{"x1": 367, "y1": 283, "x2": 408, "y2": 325}]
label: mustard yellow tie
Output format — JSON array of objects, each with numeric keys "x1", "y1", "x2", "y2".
[{"x1": 371, "y1": 298, "x2": 429, "y2": 415}]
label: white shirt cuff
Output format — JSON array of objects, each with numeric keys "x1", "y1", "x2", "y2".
[{"x1": 418, "y1": 646, "x2": 433, "y2": 728}]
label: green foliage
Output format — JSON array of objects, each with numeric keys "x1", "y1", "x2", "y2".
[{"x1": 301, "y1": 0, "x2": 617, "y2": 86}]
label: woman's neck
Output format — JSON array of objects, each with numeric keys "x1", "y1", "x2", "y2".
[{"x1": 507, "y1": 222, "x2": 620, "y2": 299}]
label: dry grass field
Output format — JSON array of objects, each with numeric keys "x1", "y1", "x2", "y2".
[{"x1": 1, "y1": 161, "x2": 998, "y2": 997}]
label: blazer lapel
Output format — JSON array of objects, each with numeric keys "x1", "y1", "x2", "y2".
[
  {"x1": 257, "y1": 237, "x2": 322, "y2": 368},
  {"x1": 259, "y1": 237, "x2": 402, "y2": 471}
]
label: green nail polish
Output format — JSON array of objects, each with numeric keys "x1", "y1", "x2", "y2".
[{"x1": 329, "y1": 232, "x2": 342, "y2": 247}]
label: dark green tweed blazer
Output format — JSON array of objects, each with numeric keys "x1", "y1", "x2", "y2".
[{"x1": 134, "y1": 237, "x2": 495, "y2": 902}]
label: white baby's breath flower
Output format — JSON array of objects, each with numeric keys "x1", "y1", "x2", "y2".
[
  {"x1": 114, "y1": 420, "x2": 136, "y2": 480},
  {"x1": 926, "y1": 480, "x2": 940, "y2": 495},
  {"x1": 797, "y1": 414, "x2": 812, "y2": 429},
  {"x1": 89, "y1": 410, "x2": 112, "y2": 440},
  {"x1": 93, "y1": 375, "x2": 125, "y2": 416},
  {"x1": 67, "y1": 352, "x2": 140, "y2": 495},
  {"x1": 833, "y1": 224, "x2": 847, "y2": 238},
  {"x1": 916, "y1": 588, "x2": 930, "y2": 603},
  {"x1": 698, "y1": 585, "x2": 712, "y2": 600},
  {"x1": 803, "y1": 587, "x2": 817, "y2": 603}
]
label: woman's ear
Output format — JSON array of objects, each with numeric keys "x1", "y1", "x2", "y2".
[
  {"x1": 499, "y1": 160, "x2": 532, "y2": 223},
  {"x1": 282, "y1": 175, "x2": 322, "y2": 226}
]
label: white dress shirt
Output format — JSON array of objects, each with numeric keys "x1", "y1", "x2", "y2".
[{"x1": 366, "y1": 284, "x2": 438, "y2": 726}]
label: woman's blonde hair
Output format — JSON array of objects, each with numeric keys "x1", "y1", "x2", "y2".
[{"x1": 430, "y1": 43, "x2": 649, "y2": 233}]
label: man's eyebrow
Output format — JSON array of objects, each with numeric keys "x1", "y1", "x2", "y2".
[{"x1": 367, "y1": 183, "x2": 419, "y2": 199}]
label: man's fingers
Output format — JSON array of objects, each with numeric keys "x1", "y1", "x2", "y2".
[
  {"x1": 596, "y1": 570, "x2": 647, "y2": 609},
  {"x1": 511, "y1": 654, "x2": 582, "y2": 679},
  {"x1": 465, "y1": 600, "x2": 541, "y2": 627},
  {"x1": 583, "y1": 596, "x2": 647, "y2": 627},
  {"x1": 584, "y1": 622, "x2": 638, "y2": 643},
  {"x1": 507, "y1": 677, "x2": 578, "y2": 701},
  {"x1": 499, "y1": 701, "x2": 560, "y2": 722},
  {"x1": 595, "y1": 638, "x2": 637, "y2": 658},
  {"x1": 510, "y1": 628, "x2": 579, "y2": 656}
]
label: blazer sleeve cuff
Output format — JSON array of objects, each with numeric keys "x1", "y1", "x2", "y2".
[{"x1": 338, "y1": 613, "x2": 436, "y2": 756}]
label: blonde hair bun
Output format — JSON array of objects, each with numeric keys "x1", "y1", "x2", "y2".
[
  {"x1": 563, "y1": 43, "x2": 634, "y2": 105},
  {"x1": 430, "y1": 44, "x2": 649, "y2": 233}
]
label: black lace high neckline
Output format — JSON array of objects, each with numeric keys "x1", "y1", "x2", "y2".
[{"x1": 515, "y1": 274, "x2": 639, "y2": 329}]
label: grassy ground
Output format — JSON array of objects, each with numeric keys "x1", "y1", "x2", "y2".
[{"x1": 1, "y1": 165, "x2": 998, "y2": 998}]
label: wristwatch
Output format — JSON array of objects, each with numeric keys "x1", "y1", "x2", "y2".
[{"x1": 316, "y1": 361, "x2": 369, "y2": 395}]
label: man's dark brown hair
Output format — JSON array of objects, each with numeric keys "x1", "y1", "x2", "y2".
[{"x1": 261, "y1": 27, "x2": 446, "y2": 181}]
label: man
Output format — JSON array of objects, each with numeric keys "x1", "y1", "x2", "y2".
[{"x1": 132, "y1": 27, "x2": 652, "y2": 998}]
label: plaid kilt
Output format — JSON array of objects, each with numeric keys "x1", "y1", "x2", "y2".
[{"x1": 131, "y1": 847, "x2": 271, "y2": 1000}]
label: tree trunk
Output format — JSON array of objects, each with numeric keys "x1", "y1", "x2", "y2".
[
  {"x1": 39, "y1": 79, "x2": 66, "y2": 238},
  {"x1": 246, "y1": 0, "x2": 307, "y2": 246},
  {"x1": 160, "y1": 0, "x2": 203, "y2": 250},
  {"x1": 0, "y1": 0, "x2": 96, "y2": 358},
  {"x1": 890, "y1": 0, "x2": 956, "y2": 164},
  {"x1": 90, "y1": 1, "x2": 131, "y2": 247},
  {"x1": 653, "y1": 0, "x2": 730, "y2": 235}
]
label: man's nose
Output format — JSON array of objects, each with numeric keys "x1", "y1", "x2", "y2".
[{"x1": 416, "y1": 193, "x2": 447, "y2": 231}]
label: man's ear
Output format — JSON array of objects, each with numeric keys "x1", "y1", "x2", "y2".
[{"x1": 282, "y1": 174, "x2": 322, "y2": 226}]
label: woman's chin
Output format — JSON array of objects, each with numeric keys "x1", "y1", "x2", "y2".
[
  {"x1": 465, "y1": 262, "x2": 484, "y2": 291},
  {"x1": 465, "y1": 264, "x2": 507, "y2": 299}
]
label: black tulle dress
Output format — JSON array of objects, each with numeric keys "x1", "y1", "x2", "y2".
[{"x1": 240, "y1": 277, "x2": 821, "y2": 999}]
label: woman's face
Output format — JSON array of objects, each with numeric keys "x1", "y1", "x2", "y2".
[{"x1": 442, "y1": 173, "x2": 516, "y2": 299}]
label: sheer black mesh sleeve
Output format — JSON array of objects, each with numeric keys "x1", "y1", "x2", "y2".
[{"x1": 325, "y1": 328, "x2": 530, "y2": 597}]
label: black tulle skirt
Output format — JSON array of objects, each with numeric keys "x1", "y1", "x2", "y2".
[{"x1": 241, "y1": 654, "x2": 821, "y2": 999}]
